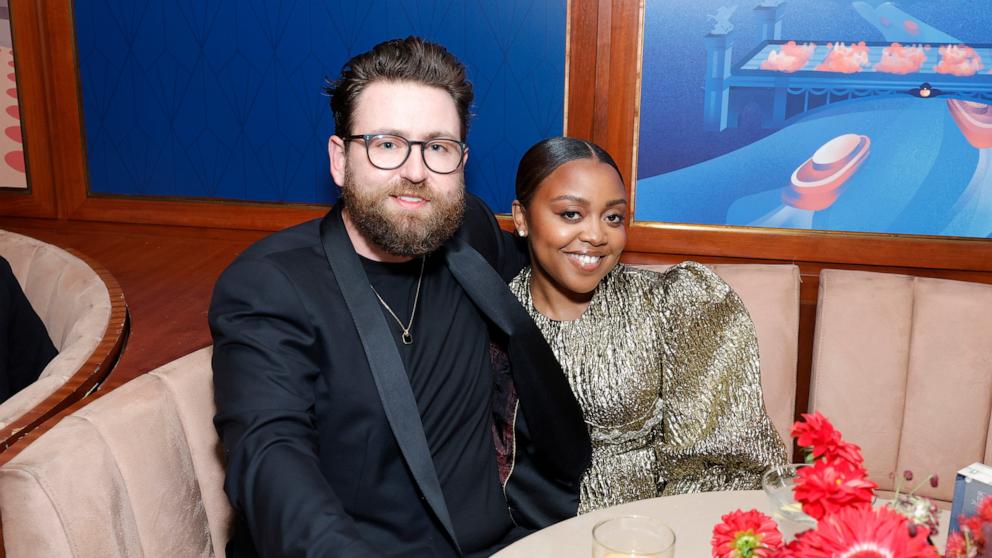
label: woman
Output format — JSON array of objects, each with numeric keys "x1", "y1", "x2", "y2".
[{"x1": 509, "y1": 137, "x2": 787, "y2": 513}]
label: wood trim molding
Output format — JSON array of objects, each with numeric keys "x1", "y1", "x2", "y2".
[
  {"x1": 626, "y1": 225, "x2": 992, "y2": 273},
  {"x1": 564, "y1": 0, "x2": 596, "y2": 140},
  {"x1": 0, "y1": 1, "x2": 57, "y2": 218},
  {"x1": 566, "y1": 0, "x2": 640, "y2": 194},
  {"x1": 65, "y1": 196, "x2": 329, "y2": 231},
  {"x1": 0, "y1": 246, "x2": 128, "y2": 455}
]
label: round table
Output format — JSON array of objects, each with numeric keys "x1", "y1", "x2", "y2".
[{"x1": 492, "y1": 490, "x2": 949, "y2": 557}]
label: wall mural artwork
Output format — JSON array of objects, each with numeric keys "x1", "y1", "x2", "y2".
[
  {"x1": 636, "y1": 1, "x2": 992, "y2": 239},
  {"x1": 0, "y1": 0, "x2": 26, "y2": 190}
]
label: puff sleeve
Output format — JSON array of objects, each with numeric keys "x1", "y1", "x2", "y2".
[{"x1": 654, "y1": 262, "x2": 788, "y2": 495}]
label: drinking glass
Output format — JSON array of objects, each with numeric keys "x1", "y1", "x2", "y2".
[
  {"x1": 592, "y1": 515, "x2": 675, "y2": 558},
  {"x1": 761, "y1": 463, "x2": 816, "y2": 533}
]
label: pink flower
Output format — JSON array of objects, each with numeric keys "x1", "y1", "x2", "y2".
[
  {"x1": 787, "y1": 506, "x2": 938, "y2": 558},
  {"x1": 711, "y1": 509, "x2": 783, "y2": 557},
  {"x1": 793, "y1": 458, "x2": 876, "y2": 520}
]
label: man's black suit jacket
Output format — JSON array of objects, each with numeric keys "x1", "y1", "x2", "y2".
[{"x1": 209, "y1": 196, "x2": 591, "y2": 557}]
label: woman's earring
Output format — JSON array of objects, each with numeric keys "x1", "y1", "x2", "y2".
[{"x1": 517, "y1": 230, "x2": 527, "y2": 238}]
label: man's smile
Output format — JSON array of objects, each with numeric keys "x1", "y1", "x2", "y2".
[{"x1": 391, "y1": 193, "x2": 430, "y2": 209}]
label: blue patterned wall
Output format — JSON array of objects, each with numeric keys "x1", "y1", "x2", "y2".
[{"x1": 73, "y1": 1, "x2": 567, "y2": 212}]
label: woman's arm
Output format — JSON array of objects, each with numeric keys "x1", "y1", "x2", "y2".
[{"x1": 653, "y1": 262, "x2": 788, "y2": 495}]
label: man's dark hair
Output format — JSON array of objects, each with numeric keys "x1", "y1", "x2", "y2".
[
  {"x1": 325, "y1": 36, "x2": 474, "y2": 139},
  {"x1": 515, "y1": 136, "x2": 623, "y2": 207}
]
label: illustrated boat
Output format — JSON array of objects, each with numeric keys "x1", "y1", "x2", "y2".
[
  {"x1": 783, "y1": 133, "x2": 871, "y2": 211},
  {"x1": 947, "y1": 99, "x2": 992, "y2": 149}
]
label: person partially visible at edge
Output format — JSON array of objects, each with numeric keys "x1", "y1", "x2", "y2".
[
  {"x1": 508, "y1": 136, "x2": 788, "y2": 513},
  {"x1": 209, "y1": 38, "x2": 591, "y2": 557},
  {"x1": 1, "y1": 255, "x2": 57, "y2": 403}
]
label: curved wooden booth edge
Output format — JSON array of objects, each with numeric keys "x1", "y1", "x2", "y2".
[{"x1": 0, "y1": 247, "x2": 129, "y2": 456}]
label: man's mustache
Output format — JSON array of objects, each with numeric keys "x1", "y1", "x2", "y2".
[{"x1": 386, "y1": 179, "x2": 433, "y2": 201}]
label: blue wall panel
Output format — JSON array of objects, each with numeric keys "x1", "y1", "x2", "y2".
[{"x1": 73, "y1": 1, "x2": 567, "y2": 212}]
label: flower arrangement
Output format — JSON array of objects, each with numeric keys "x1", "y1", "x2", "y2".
[
  {"x1": 711, "y1": 412, "x2": 992, "y2": 558},
  {"x1": 945, "y1": 495, "x2": 992, "y2": 558}
]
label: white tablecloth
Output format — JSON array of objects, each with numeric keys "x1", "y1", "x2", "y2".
[{"x1": 493, "y1": 490, "x2": 949, "y2": 557}]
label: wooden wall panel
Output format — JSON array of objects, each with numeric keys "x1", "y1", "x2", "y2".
[
  {"x1": 0, "y1": 1, "x2": 57, "y2": 218},
  {"x1": 568, "y1": 0, "x2": 641, "y2": 192},
  {"x1": 564, "y1": 0, "x2": 598, "y2": 141}
]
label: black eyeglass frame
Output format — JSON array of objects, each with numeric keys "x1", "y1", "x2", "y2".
[{"x1": 343, "y1": 134, "x2": 468, "y2": 175}]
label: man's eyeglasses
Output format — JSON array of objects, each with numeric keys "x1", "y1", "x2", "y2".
[{"x1": 344, "y1": 134, "x2": 467, "y2": 175}]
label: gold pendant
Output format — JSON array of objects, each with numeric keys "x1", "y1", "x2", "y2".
[{"x1": 402, "y1": 332, "x2": 413, "y2": 345}]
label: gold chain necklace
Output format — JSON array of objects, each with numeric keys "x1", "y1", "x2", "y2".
[{"x1": 369, "y1": 256, "x2": 425, "y2": 345}]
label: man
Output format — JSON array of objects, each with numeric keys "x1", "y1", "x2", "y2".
[{"x1": 210, "y1": 37, "x2": 590, "y2": 557}]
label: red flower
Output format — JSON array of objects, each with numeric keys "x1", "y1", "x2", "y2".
[
  {"x1": 775, "y1": 531, "x2": 809, "y2": 558},
  {"x1": 960, "y1": 515, "x2": 987, "y2": 550},
  {"x1": 793, "y1": 457, "x2": 876, "y2": 520},
  {"x1": 791, "y1": 412, "x2": 839, "y2": 448},
  {"x1": 711, "y1": 509, "x2": 783, "y2": 558},
  {"x1": 790, "y1": 412, "x2": 864, "y2": 467},
  {"x1": 831, "y1": 439, "x2": 865, "y2": 467},
  {"x1": 978, "y1": 494, "x2": 992, "y2": 523},
  {"x1": 773, "y1": 534, "x2": 809, "y2": 558},
  {"x1": 786, "y1": 506, "x2": 938, "y2": 558},
  {"x1": 952, "y1": 496, "x2": 992, "y2": 557},
  {"x1": 943, "y1": 531, "x2": 973, "y2": 558}
]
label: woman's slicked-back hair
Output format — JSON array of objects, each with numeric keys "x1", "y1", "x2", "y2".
[
  {"x1": 324, "y1": 36, "x2": 474, "y2": 139},
  {"x1": 515, "y1": 136, "x2": 622, "y2": 207}
]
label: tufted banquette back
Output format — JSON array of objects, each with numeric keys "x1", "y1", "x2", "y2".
[
  {"x1": 0, "y1": 347, "x2": 232, "y2": 557},
  {"x1": 809, "y1": 269, "x2": 992, "y2": 503}
]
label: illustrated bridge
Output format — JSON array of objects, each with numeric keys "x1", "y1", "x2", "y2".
[{"x1": 702, "y1": 6, "x2": 992, "y2": 131}]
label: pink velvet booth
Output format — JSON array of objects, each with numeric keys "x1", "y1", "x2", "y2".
[
  {"x1": 0, "y1": 265, "x2": 799, "y2": 556},
  {"x1": 809, "y1": 269, "x2": 992, "y2": 503},
  {"x1": 635, "y1": 264, "x2": 800, "y2": 446},
  {"x1": 0, "y1": 347, "x2": 232, "y2": 557}
]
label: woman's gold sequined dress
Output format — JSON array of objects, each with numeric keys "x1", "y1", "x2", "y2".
[{"x1": 509, "y1": 262, "x2": 787, "y2": 513}]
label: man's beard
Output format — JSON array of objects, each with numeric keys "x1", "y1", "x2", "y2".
[{"x1": 340, "y1": 166, "x2": 465, "y2": 257}]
